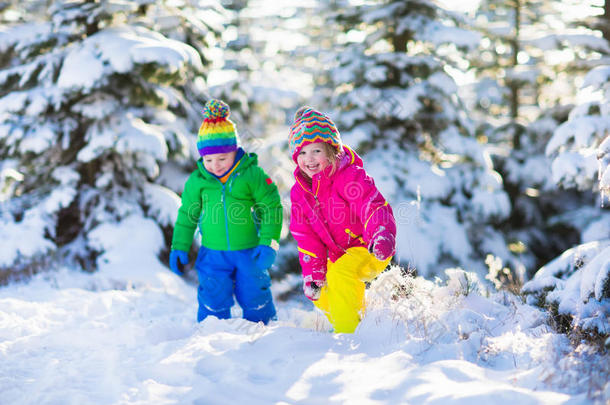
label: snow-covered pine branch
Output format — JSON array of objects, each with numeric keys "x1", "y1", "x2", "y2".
[{"x1": 0, "y1": 0, "x2": 226, "y2": 279}]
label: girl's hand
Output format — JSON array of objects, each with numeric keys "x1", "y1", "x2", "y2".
[
  {"x1": 369, "y1": 227, "x2": 395, "y2": 261},
  {"x1": 303, "y1": 278, "x2": 325, "y2": 301}
]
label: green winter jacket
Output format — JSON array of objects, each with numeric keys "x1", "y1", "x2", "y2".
[{"x1": 171, "y1": 152, "x2": 282, "y2": 251}]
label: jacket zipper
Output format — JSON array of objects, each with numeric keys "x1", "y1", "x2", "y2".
[
  {"x1": 212, "y1": 175, "x2": 232, "y2": 250},
  {"x1": 221, "y1": 183, "x2": 230, "y2": 249}
]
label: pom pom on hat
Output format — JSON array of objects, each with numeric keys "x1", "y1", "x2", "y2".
[
  {"x1": 288, "y1": 107, "x2": 341, "y2": 162},
  {"x1": 197, "y1": 99, "x2": 239, "y2": 157}
]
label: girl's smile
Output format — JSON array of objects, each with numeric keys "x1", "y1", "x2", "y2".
[{"x1": 297, "y1": 143, "x2": 330, "y2": 178}]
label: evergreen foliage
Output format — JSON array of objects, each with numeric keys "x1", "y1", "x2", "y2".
[
  {"x1": 523, "y1": 49, "x2": 610, "y2": 342},
  {"x1": 0, "y1": 0, "x2": 221, "y2": 279},
  {"x1": 468, "y1": 0, "x2": 610, "y2": 274}
]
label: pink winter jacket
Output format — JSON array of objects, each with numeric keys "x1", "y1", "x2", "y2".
[{"x1": 289, "y1": 145, "x2": 396, "y2": 284}]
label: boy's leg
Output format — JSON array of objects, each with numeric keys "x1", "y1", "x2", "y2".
[
  {"x1": 318, "y1": 247, "x2": 391, "y2": 333},
  {"x1": 195, "y1": 247, "x2": 235, "y2": 322},
  {"x1": 233, "y1": 248, "x2": 277, "y2": 324}
]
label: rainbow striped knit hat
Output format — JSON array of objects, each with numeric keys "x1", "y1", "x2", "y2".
[
  {"x1": 197, "y1": 99, "x2": 239, "y2": 157},
  {"x1": 288, "y1": 107, "x2": 342, "y2": 162}
]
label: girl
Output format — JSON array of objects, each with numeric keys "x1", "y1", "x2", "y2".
[{"x1": 289, "y1": 107, "x2": 396, "y2": 333}]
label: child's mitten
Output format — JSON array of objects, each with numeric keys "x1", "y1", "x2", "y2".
[
  {"x1": 303, "y1": 277, "x2": 325, "y2": 301},
  {"x1": 169, "y1": 250, "x2": 189, "y2": 275},
  {"x1": 369, "y1": 227, "x2": 396, "y2": 261},
  {"x1": 252, "y1": 245, "x2": 277, "y2": 270}
]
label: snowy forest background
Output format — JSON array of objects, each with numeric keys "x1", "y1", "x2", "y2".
[{"x1": 0, "y1": 0, "x2": 609, "y2": 395}]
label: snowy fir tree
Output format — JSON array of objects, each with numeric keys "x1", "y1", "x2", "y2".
[
  {"x1": 494, "y1": 107, "x2": 593, "y2": 274},
  {"x1": 470, "y1": 0, "x2": 609, "y2": 126},
  {"x1": 315, "y1": 0, "x2": 511, "y2": 278},
  {"x1": 522, "y1": 64, "x2": 610, "y2": 339},
  {"x1": 0, "y1": 0, "x2": 218, "y2": 281},
  {"x1": 466, "y1": 0, "x2": 610, "y2": 274}
]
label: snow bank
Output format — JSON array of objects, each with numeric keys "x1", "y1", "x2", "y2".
[
  {"x1": 0, "y1": 263, "x2": 605, "y2": 404},
  {"x1": 522, "y1": 241, "x2": 610, "y2": 334}
]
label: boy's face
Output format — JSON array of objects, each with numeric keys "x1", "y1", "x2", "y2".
[
  {"x1": 203, "y1": 151, "x2": 236, "y2": 176},
  {"x1": 297, "y1": 142, "x2": 330, "y2": 178}
]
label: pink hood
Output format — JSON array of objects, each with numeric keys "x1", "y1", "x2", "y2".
[{"x1": 289, "y1": 145, "x2": 396, "y2": 283}]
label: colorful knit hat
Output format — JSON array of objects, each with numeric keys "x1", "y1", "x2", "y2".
[
  {"x1": 288, "y1": 107, "x2": 342, "y2": 162},
  {"x1": 197, "y1": 99, "x2": 239, "y2": 157}
]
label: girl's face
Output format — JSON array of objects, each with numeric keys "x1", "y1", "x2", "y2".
[
  {"x1": 297, "y1": 142, "x2": 330, "y2": 178},
  {"x1": 203, "y1": 151, "x2": 236, "y2": 176}
]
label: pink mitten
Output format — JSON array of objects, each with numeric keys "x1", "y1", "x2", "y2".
[
  {"x1": 369, "y1": 227, "x2": 396, "y2": 261},
  {"x1": 303, "y1": 275, "x2": 325, "y2": 301}
]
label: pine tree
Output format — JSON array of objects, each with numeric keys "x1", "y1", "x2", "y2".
[
  {"x1": 521, "y1": 67, "x2": 610, "y2": 339},
  {"x1": 521, "y1": 8, "x2": 610, "y2": 338},
  {"x1": 471, "y1": 0, "x2": 608, "y2": 127},
  {"x1": 0, "y1": 0, "x2": 223, "y2": 281},
  {"x1": 545, "y1": 65, "x2": 610, "y2": 231},
  {"x1": 318, "y1": 0, "x2": 511, "y2": 277},
  {"x1": 469, "y1": 0, "x2": 610, "y2": 274}
]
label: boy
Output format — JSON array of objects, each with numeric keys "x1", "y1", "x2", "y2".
[{"x1": 169, "y1": 99, "x2": 282, "y2": 324}]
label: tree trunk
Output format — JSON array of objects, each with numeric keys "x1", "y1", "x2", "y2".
[
  {"x1": 600, "y1": 0, "x2": 610, "y2": 42},
  {"x1": 392, "y1": 31, "x2": 410, "y2": 53},
  {"x1": 510, "y1": 0, "x2": 520, "y2": 123},
  {"x1": 510, "y1": 0, "x2": 521, "y2": 149}
]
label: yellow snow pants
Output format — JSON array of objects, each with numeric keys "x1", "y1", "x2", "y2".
[{"x1": 314, "y1": 246, "x2": 392, "y2": 333}]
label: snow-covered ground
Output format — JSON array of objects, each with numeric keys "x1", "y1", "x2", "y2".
[{"x1": 1, "y1": 263, "x2": 607, "y2": 405}]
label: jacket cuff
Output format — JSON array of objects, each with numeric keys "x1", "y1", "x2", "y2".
[
  {"x1": 171, "y1": 242, "x2": 191, "y2": 252},
  {"x1": 259, "y1": 238, "x2": 280, "y2": 251}
]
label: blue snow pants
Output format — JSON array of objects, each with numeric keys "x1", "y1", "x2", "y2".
[{"x1": 194, "y1": 246, "x2": 277, "y2": 324}]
